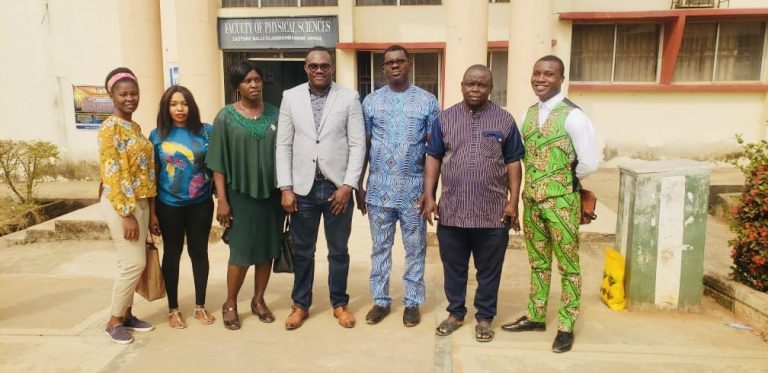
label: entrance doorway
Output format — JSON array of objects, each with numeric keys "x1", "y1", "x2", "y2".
[{"x1": 223, "y1": 51, "x2": 308, "y2": 108}]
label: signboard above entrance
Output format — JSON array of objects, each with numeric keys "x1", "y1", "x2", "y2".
[{"x1": 218, "y1": 16, "x2": 339, "y2": 50}]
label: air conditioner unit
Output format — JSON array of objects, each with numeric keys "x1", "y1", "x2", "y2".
[{"x1": 674, "y1": 0, "x2": 716, "y2": 8}]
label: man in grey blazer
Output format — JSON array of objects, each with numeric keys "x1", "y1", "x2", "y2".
[{"x1": 276, "y1": 46, "x2": 366, "y2": 330}]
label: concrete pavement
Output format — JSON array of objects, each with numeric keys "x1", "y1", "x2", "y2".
[{"x1": 1, "y1": 166, "x2": 768, "y2": 372}]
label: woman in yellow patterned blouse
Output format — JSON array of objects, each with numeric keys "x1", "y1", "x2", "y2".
[{"x1": 98, "y1": 67, "x2": 157, "y2": 345}]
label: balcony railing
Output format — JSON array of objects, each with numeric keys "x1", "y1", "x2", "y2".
[{"x1": 671, "y1": 0, "x2": 729, "y2": 9}]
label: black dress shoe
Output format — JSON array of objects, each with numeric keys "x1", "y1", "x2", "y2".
[
  {"x1": 552, "y1": 331, "x2": 574, "y2": 353},
  {"x1": 500, "y1": 316, "x2": 546, "y2": 332},
  {"x1": 403, "y1": 306, "x2": 421, "y2": 327},
  {"x1": 365, "y1": 304, "x2": 391, "y2": 325}
]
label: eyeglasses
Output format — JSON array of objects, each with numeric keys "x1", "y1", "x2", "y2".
[
  {"x1": 306, "y1": 63, "x2": 332, "y2": 72},
  {"x1": 383, "y1": 58, "x2": 408, "y2": 67}
]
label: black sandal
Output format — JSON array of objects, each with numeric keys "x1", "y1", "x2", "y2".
[
  {"x1": 475, "y1": 324, "x2": 495, "y2": 342},
  {"x1": 435, "y1": 317, "x2": 464, "y2": 336},
  {"x1": 222, "y1": 303, "x2": 240, "y2": 330}
]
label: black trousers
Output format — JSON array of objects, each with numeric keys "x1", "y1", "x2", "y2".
[
  {"x1": 156, "y1": 198, "x2": 214, "y2": 309},
  {"x1": 436, "y1": 224, "x2": 509, "y2": 322}
]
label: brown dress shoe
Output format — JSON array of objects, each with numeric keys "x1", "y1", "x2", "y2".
[
  {"x1": 285, "y1": 305, "x2": 309, "y2": 330},
  {"x1": 333, "y1": 306, "x2": 356, "y2": 328}
]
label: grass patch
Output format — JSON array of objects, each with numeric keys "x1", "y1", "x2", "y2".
[{"x1": 0, "y1": 196, "x2": 43, "y2": 235}]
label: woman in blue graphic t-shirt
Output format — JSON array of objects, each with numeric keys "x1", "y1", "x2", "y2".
[{"x1": 149, "y1": 85, "x2": 215, "y2": 329}]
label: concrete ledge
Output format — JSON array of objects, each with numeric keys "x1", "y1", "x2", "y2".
[
  {"x1": 704, "y1": 272, "x2": 768, "y2": 334},
  {"x1": 426, "y1": 231, "x2": 616, "y2": 250},
  {"x1": 3, "y1": 217, "x2": 224, "y2": 246}
]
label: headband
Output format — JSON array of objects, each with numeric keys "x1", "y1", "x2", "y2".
[{"x1": 106, "y1": 72, "x2": 137, "y2": 93}]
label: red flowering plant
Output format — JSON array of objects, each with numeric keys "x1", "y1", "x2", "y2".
[{"x1": 729, "y1": 135, "x2": 768, "y2": 292}]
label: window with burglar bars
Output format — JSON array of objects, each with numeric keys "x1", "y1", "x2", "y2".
[
  {"x1": 672, "y1": 0, "x2": 716, "y2": 8},
  {"x1": 356, "y1": 0, "x2": 440, "y2": 6},
  {"x1": 221, "y1": 0, "x2": 337, "y2": 7},
  {"x1": 356, "y1": 51, "x2": 441, "y2": 103}
]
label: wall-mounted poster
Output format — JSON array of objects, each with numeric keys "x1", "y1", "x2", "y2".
[{"x1": 73, "y1": 85, "x2": 113, "y2": 130}]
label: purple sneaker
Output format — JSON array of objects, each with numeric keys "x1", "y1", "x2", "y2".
[
  {"x1": 123, "y1": 315, "x2": 154, "y2": 332},
  {"x1": 105, "y1": 324, "x2": 133, "y2": 344}
]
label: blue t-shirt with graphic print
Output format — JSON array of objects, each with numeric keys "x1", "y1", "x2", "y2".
[{"x1": 149, "y1": 124, "x2": 213, "y2": 206}]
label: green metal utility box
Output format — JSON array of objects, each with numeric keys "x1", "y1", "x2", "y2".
[{"x1": 615, "y1": 160, "x2": 711, "y2": 311}]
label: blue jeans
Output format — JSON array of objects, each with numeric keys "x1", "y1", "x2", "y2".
[{"x1": 290, "y1": 180, "x2": 354, "y2": 310}]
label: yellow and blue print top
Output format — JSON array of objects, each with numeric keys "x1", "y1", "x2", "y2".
[
  {"x1": 98, "y1": 115, "x2": 157, "y2": 217},
  {"x1": 149, "y1": 124, "x2": 213, "y2": 206}
]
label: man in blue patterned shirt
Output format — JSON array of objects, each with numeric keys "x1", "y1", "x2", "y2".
[{"x1": 357, "y1": 45, "x2": 440, "y2": 327}]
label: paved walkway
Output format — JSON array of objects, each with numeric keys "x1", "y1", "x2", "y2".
[{"x1": 1, "y1": 166, "x2": 767, "y2": 372}]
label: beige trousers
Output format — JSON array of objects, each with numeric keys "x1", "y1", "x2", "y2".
[{"x1": 101, "y1": 196, "x2": 149, "y2": 317}]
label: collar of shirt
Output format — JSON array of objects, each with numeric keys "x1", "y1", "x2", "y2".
[
  {"x1": 461, "y1": 101, "x2": 493, "y2": 116},
  {"x1": 537, "y1": 91, "x2": 565, "y2": 126},
  {"x1": 308, "y1": 83, "x2": 332, "y2": 98}
]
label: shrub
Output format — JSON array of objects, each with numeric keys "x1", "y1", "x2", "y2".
[
  {"x1": 729, "y1": 135, "x2": 768, "y2": 292},
  {"x1": 56, "y1": 159, "x2": 99, "y2": 181},
  {"x1": 0, "y1": 140, "x2": 60, "y2": 204}
]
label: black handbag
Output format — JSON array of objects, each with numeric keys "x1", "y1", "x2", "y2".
[{"x1": 273, "y1": 215, "x2": 294, "y2": 273}]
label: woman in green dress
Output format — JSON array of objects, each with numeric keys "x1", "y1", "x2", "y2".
[{"x1": 206, "y1": 61, "x2": 283, "y2": 330}]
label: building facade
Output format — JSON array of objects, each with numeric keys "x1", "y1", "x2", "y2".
[{"x1": 2, "y1": 0, "x2": 767, "y2": 161}]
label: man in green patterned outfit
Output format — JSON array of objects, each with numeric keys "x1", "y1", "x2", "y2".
[{"x1": 501, "y1": 55, "x2": 597, "y2": 353}]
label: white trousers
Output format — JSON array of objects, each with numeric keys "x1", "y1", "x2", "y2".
[{"x1": 100, "y1": 196, "x2": 149, "y2": 317}]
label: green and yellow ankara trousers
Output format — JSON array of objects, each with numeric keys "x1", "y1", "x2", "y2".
[{"x1": 523, "y1": 191, "x2": 581, "y2": 332}]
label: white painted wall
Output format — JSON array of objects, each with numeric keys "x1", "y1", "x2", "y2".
[
  {"x1": 0, "y1": 0, "x2": 163, "y2": 161},
  {"x1": 571, "y1": 91, "x2": 765, "y2": 159},
  {"x1": 0, "y1": 0, "x2": 121, "y2": 160}
]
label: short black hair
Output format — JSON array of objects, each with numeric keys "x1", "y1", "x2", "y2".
[
  {"x1": 305, "y1": 46, "x2": 334, "y2": 64},
  {"x1": 463, "y1": 64, "x2": 494, "y2": 87},
  {"x1": 104, "y1": 67, "x2": 138, "y2": 93},
  {"x1": 383, "y1": 45, "x2": 409, "y2": 59},
  {"x1": 229, "y1": 60, "x2": 264, "y2": 90},
  {"x1": 536, "y1": 55, "x2": 565, "y2": 77},
  {"x1": 156, "y1": 85, "x2": 203, "y2": 139}
]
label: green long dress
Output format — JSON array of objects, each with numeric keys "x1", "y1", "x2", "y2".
[{"x1": 205, "y1": 103, "x2": 284, "y2": 266}]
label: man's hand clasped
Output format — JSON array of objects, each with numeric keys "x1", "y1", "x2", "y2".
[
  {"x1": 501, "y1": 201, "x2": 520, "y2": 232},
  {"x1": 355, "y1": 186, "x2": 367, "y2": 215},
  {"x1": 418, "y1": 194, "x2": 439, "y2": 226},
  {"x1": 281, "y1": 189, "x2": 298, "y2": 215},
  {"x1": 329, "y1": 185, "x2": 353, "y2": 215}
]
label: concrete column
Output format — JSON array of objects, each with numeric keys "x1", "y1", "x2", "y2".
[
  {"x1": 160, "y1": 0, "x2": 222, "y2": 123},
  {"x1": 506, "y1": 0, "x2": 553, "y2": 119},
  {"x1": 444, "y1": 0, "x2": 488, "y2": 106},
  {"x1": 118, "y1": 0, "x2": 164, "y2": 135},
  {"x1": 335, "y1": 0, "x2": 356, "y2": 90}
]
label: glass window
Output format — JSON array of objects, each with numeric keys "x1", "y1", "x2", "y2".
[
  {"x1": 673, "y1": 23, "x2": 717, "y2": 82},
  {"x1": 489, "y1": 0, "x2": 510, "y2": 2},
  {"x1": 571, "y1": 23, "x2": 660, "y2": 83},
  {"x1": 356, "y1": 0, "x2": 396, "y2": 4},
  {"x1": 222, "y1": 0, "x2": 337, "y2": 6},
  {"x1": 487, "y1": 50, "x2": 508, "y2": 106},
  {"x1": 675, "y1": 21, "x2": 766, "y2": 82},
  {"x1": 222, "y1": 0, "x2": 259, "y2": 6},
  {"x1": 259, "y1": 0, "x2": 297, "y2": 6},
  {"x1": 614, "y1": 24, "x2": 661, "y2": 82},
  {"x1": 717, "y1": 22, "x2": 765, "y2": 81},
  {"x1": 356, "y1": 0, "x2": 439, "y2": 5},
  {"x1": 358, "y1": 51, "x2": 441, "y2": 102},
  {"x1": 300, "y1": 0, "x2": 337, "y2": 5}
]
